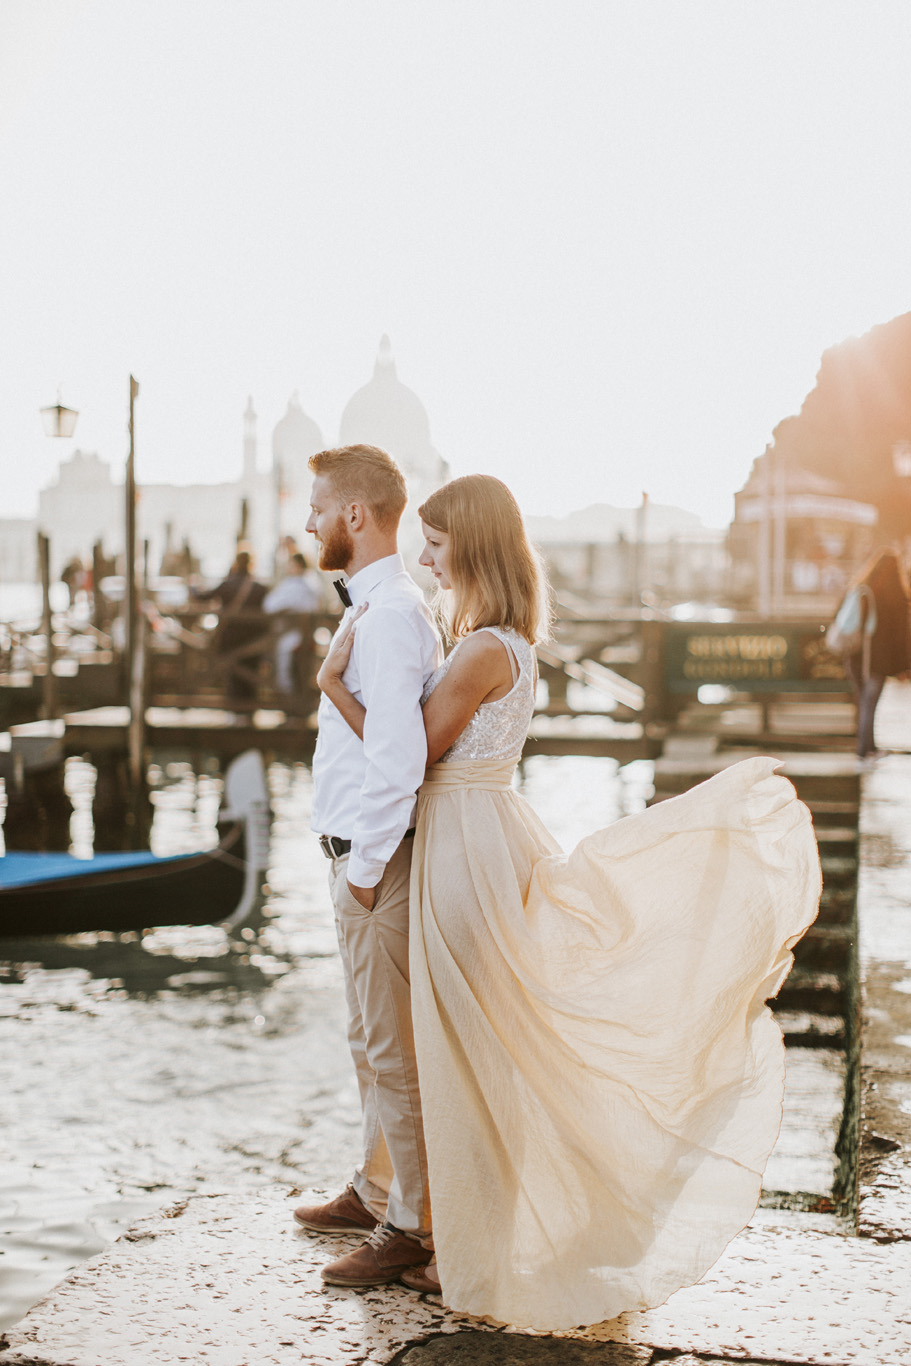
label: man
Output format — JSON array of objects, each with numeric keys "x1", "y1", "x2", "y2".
[
  {"x1": 263, "y1": 551, "x2": 323, "y2": 694},
  {"x1": 295, "y1": 444, "x2": 442, "y2": 1286},
  {"x1": 192, "y1": 550, "x2": 269, "y2": 705}
]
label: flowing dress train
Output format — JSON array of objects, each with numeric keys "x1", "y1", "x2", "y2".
[{"x1": 409, "y1": 627, "x2": 822, "y2": 1330}]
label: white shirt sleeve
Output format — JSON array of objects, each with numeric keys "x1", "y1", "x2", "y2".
[{"x1": 346, "y1": 606, "x2": 428, "y2": 887}]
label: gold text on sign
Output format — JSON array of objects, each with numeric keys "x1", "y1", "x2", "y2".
[{"x1": 682, "y1": 634, "x2": 789, "y2": 681}]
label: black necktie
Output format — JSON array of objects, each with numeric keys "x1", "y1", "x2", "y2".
[{"x1": 332, "y1": 578, "x2": 352, "y2": 608}]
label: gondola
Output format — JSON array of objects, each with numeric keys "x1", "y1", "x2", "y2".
[{"x1": 0, "y1": 750, "x2": 270, "y2": 937}]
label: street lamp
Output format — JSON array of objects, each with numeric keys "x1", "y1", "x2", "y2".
[
  {"x1": 40, "y1": 392, "x2": 79, "y2": 438},
  {"x1": 36, "y1": 389, "x2": 78, "y2": 720}
]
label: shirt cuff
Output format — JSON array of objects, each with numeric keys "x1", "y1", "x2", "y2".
[{"x1": 345, "y1": 853, "x2": 384, "y2": 888}]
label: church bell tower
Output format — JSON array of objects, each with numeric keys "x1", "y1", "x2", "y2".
[{"x1": 243, "y1": 396, "x2": 257, "y2": 485}]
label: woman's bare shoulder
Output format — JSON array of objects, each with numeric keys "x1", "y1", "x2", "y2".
[{"x1": 445, "y1": 630, "x2": 513, "y2": 680}]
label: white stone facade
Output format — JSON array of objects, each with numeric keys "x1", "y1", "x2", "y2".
[
  {"x1": 21, "y1": 339, "x2": 448, "y2": 582},
  {"x1": 0, "y1": 518, "x2": 38, "y2": 584}
]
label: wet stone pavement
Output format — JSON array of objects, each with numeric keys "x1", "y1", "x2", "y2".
[
  {"x1": 2, "y1": 685, "x2": 911, "y2": 1364},
  {"x1": 1, "y1": 1195, "x2": 909, "y2": 1365}
]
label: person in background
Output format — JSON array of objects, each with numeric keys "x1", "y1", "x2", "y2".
[
  {"x1": 841, "y1": 547, "x2": 911, "y2": 760},
  {"x1": 60, "y1": 557, "x2": 85, "y2": 608},
  {"x1": 192, "y1": 549, "x2": 268, "y2": 704},
  {"x1": 263, "y1": 551, "x2": 323, "y2": 695},
  {"x1": 274, "y1": 533, "x2": 301, "y2": 577}
]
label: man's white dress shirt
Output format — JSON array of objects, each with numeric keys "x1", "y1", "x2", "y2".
[{"x1": 310, "y1": 554, "x2": 442, "y2": 888}]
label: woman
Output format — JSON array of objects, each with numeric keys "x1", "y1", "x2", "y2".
[
  {"x1": 838, "y1": 548, "x2": 911, "y2": 759},
  {"x1": 318, "y1": 475, "x2": 821, "y2": 1330}
]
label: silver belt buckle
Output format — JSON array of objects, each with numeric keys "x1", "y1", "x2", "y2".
[{"x1": 319, "y1": 834, "x2": 334, "y2": 858}]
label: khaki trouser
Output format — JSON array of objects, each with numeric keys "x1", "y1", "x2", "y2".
[{"x1": 328, "y1": 836, "x2": 431, "y2": 1239}]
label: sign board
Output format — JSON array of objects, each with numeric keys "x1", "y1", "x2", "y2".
[{"x1": 664, "y1": 621, "x2": 847, "y2": 693}]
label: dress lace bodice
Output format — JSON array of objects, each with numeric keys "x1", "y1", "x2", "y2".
[{"x1": 421, "y1": 626, "x2": 536, "y2": 762}]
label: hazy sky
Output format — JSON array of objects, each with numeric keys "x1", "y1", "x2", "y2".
[{"x1": 2, "y1": 0, "x2": 910, "y2": 527}]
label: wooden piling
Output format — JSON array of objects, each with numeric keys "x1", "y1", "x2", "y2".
[
  {"x1": 92, "y1": 540, "x2": 107, "y2": 630},
  {"x1": 124, "y1": 375, "x2": 139, "y2": 697},
  {"x1": 121, "y1": 376, "x2": 151, "y2": 847},
  {"x1": 37, "y1": 531, "x2": 58, "y2": 720}
]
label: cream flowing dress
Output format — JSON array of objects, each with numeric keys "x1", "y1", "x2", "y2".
[{"x1": 409, "y1": 626, "x2": 822, "y2": 1331}]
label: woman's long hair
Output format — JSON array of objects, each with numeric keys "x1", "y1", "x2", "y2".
[{"x1": 418, "y1": 475, "x2": 552, "y2": 644}]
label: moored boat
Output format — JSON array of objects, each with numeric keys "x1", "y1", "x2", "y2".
[{"x1": 0, "y1": 750, "x2": 270, "y2": 937}]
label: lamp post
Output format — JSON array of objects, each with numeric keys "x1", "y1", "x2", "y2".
[
  {"x1": 125, "y1": 375, "x2": 139, "y2": 683},
  {"x1": 40, "y1": 393, "x2": 79, "y2": 438},
  {"x1": 123, "y1": 375, "x2": 149, "y2": 847},
  {"x1": 37, "y1": 390, "x2": 80, "y2": 717}
]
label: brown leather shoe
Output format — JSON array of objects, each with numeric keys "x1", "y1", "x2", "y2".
[
  {"x1": 293, "y1": 1184, "x2": 378, "y2": 1235},
  {"x1": 400, "y1": 1259, "x2": 441, "y2": 1295},
  {"x1": 321, "y1": 1223, "x2": 432, "y2": 1287}
]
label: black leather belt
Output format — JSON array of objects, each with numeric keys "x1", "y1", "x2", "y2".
[
  {"x1": 319, "y1": 834, "x2": 351, "y2": 858},
  {"x1": 318, "y1": 829, "x2": 415, "y2": 859}
]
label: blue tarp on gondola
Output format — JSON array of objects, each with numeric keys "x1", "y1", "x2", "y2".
[{"x1": 0, "y1": 850, "x2": 197, "y2": 889}]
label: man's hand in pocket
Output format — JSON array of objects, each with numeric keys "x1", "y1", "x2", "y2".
[{"x1": 347, "y1": 880, "x2": 376, "y2": 911}]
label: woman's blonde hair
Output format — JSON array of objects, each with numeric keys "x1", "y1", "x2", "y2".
[{"x1": 418, "y1": 475, "x2": 552, "y2": 644}]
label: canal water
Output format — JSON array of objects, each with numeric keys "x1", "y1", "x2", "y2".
[{"x1": 0, "y1": 751, "x2": 653, "y2": 1330}]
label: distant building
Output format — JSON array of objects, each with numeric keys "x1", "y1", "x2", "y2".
[
  {"x1": 8, "y1": 340, "x2": 728, "y2": 607},
  {"x1": 37, "y1": 447, "x2": 265, "y2": 581},
  {"x1": 728, "y1": 458, "x2": 878, "y2": 612},
  {"x1": 526, "y1": 502, "x2": 728, "y2": 609},
  {"x1": 0, "y1": 517, "x2": 37, "y2": 584},
  {"x1": 38, "y1": 450, "x2": 120, "y2": 572},
  {"x1": 25, "y1": 338, "x2": 447, "y2": 582}
]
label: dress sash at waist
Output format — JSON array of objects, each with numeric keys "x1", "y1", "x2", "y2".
[{"x1": 419, "y1": 757, "x2": 518, "y2": 794}]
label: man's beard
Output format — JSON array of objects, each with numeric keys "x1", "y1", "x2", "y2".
[{"x1": 316, "y1": 514, "x2": 355, "y2": 572}]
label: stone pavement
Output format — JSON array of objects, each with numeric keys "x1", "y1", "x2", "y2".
[
  {"x1": 0, "y1": 1193, "x2": 908, "y2": 1366},
  {"x1": 2, "y1": 688, "x2": 911, "y2": 1366}
]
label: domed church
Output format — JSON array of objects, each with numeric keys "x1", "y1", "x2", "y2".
[
  {"x1": 339, "y1": 335, "x2": 448, "y2": 491},
  {"x1": 271, "y1": 336, "x2": 449, "y2": 561}
]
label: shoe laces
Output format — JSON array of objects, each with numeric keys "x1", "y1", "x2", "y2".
[{"x1": 366, "y1": 1222, "x2": 403, "y2": 1250}]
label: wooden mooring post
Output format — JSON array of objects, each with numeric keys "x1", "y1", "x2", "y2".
[
  {"x1": 126, "y1": 539, "x2": 150, "y2": 846},
  {"x1": 37, "y1": 531, "x2": 58, "y2": 721},
  {"x1": 123, "y1": 377, "x2": 151, "y2": 848}
]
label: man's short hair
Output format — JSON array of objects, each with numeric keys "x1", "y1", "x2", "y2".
[{"x1": 308, "y1": 445, "x2": 408, "y2": 532}]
